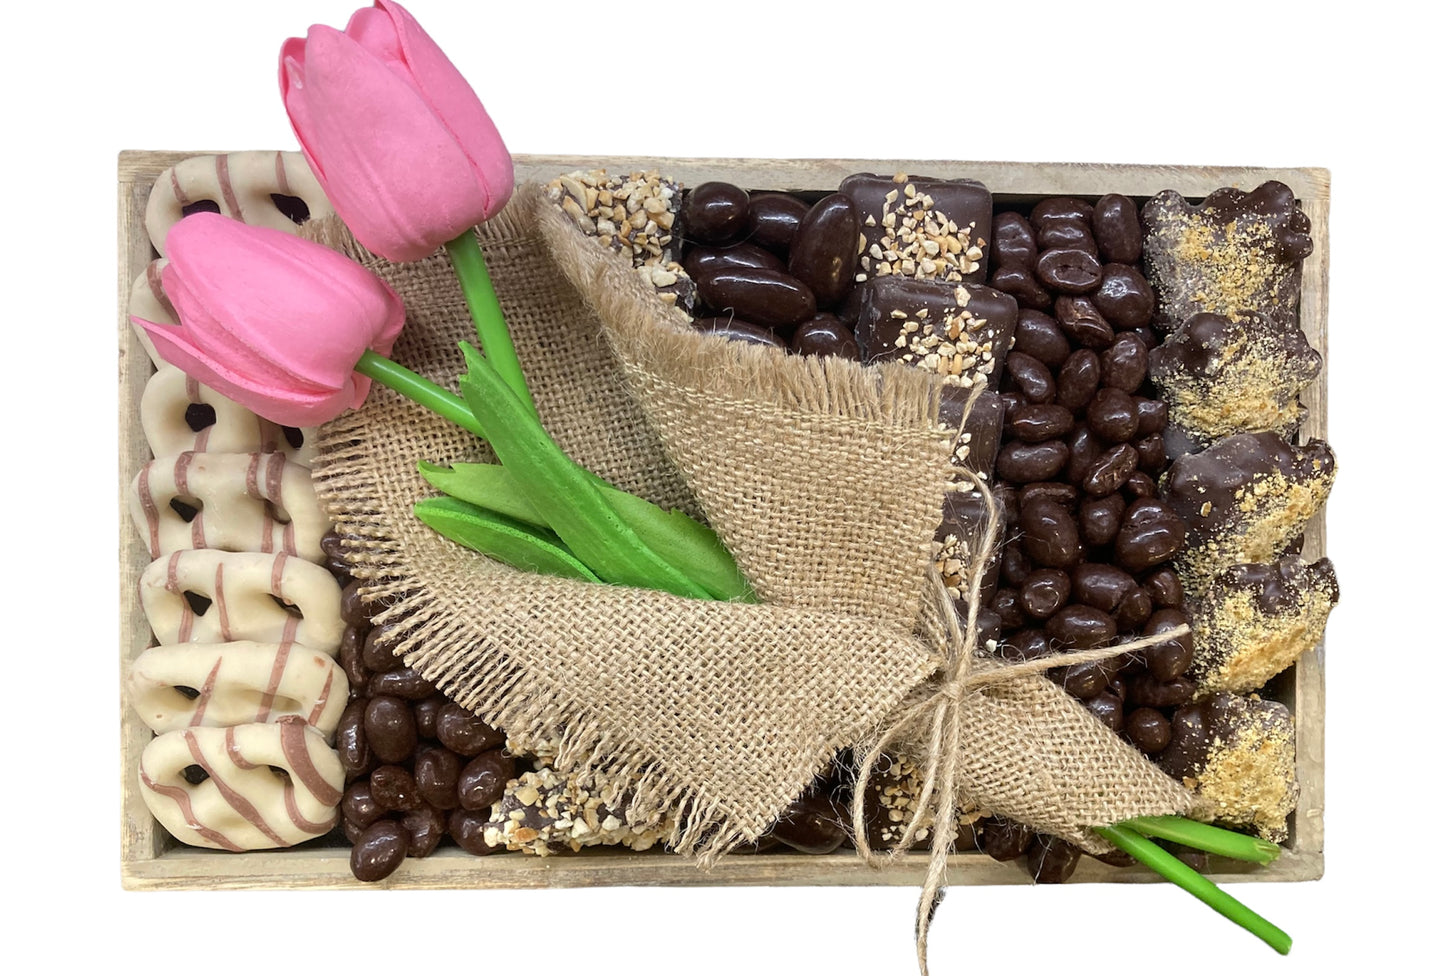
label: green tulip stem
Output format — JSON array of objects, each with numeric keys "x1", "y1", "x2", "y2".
[
  {"x1": 444, "y1": 230, "x2": 535, "y2": 416},
  {"x1": 1118, "y1": 816, "x2": 1281, "y2": 865},
  {"x1": 355, "y1": 350, "x2": 484, "y2": 439},
  {"x1": 1094, "y1": 824, "x2": 1291, "y2": 955}
]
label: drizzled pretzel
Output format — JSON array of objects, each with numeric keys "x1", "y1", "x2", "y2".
[
  {"x1": 138, "y1": 717, "x2": 343, "y2": 850},
  {"x1": 128, "y1": 641, "x2": 347, "y2": 738},
  {"x1": 144, "y1": 151, "x2": 332, "y2": 256},
  {"x1": 128, "y1": 259, "x2": 175, "y2": 366},
  {"x1": 139, "y1": 550, "x2": 344, "y2": 654},
  {"x1": 130, "y1": 452, "x2": 326, "y2": 562},
  {"x1": 140, "y1": 364, "x2": 319, "y2": 465}
]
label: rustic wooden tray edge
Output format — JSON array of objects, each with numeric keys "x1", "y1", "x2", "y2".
[{"x1": 118, "y1": 151, "x2": 1328, "y2": 891}]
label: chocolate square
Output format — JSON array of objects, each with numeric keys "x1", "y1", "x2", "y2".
[
  {"x1": 854, "y1": 277, "x2": 1018, "y2": 391},
  {"x1": 840, "y1": 173, "x2": 992, "y2": 284}
]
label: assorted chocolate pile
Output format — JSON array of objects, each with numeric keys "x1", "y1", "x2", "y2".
[{"x1": 546, "y1": 168, "x2": 1337, "y2": 879}]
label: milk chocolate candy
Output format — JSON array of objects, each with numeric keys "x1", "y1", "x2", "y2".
[
  {"x1": 1142, "y1": 181, "x2": 1313, "y2": 331},
  {"x1": 1158, "y1": 432, "x2": 1336, "y2": 582},
  {"x1": 854, "y1": 277, "x2": 1018, "y2": 392},
  {"x1": 841, "y1": 173, "x2": 991, "y2": 284},
  {"x1": 1189, "y1": 556, "x2": 1339, "y2": 694},
  {"x1": 1158, "y1": 692, "x2": 1298, "y2": 842},
  {"x1": 1150, "y1": 310, "x2": 1322, "y2": 444}
]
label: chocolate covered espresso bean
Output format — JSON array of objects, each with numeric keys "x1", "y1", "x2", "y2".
[
  {"x1": 1114, "y1": 499, "x2": 1187, "y2": 573},
  {"x1": 1092, "y1": 194, "x2": 1143, "y2": 264},
  {"x1": 1008, "y1": 404, "x2": 1074, "y2": 442},
  {"x1": 1087, "y1": 388, "x2": 1140, "y2": 443},
  {"x1": 370, "y1": 765, "x2": 421, "y2": 812},
  {"x1": 1079, "y1": 493, "x2": 1126, "y2": 547},
  {"x1": 401, "y1": 805, "x2": 446, "y2": 858},
  {"x1": 1056, "y1": 350, "x2": 1101, "y2": 410},
  {"x1": 351, "y1": 819, "x2": 408, "y2": 882},
  {"x1": 1081, "y1": 444, "x2": 1139, "y2": 497},
  {"x1": 1019, "y1": 498, "x2": 1082, "y2": 568},
  {"x1": 991, "y1": 212, "x2": 1038, "y2": 269},
  {"x1": 996, "y1": 441, "x2": 1069, "y2": 484},
  {"x1": 697, "y1": 267, "x2": 816, "y2": 328},
  {"x1": 1031, "y1": 197, "x2": 1093, "y2": 228},
  {"x1": 364, "y1": 696, "x2": 418, "y2": 764},
  {"x1": 1100, "y1": 332, "x2": 1150, "y2": 392},
  {"x1": 788, "y1": 193, "x2": 861, "y2": 308},
  {"x1": 1071, "y1": 563, "x2": 1137, "y2": 613},
  {"x1": 1125, "y1": 707, "x2": 1172, "y2": 753},
  {"x1": 1020, "y1": 569, "x2": 1071, "y2": 619},
  {"x1": 1037, "y1": 248, "x2": 1103, "y2": 294},
  {"x1": 1006, "y1": 352, "x2": 1056, "y2": 403},
  {"x1": 1055, "y1": 295, "x2": 1114, "y2": 349},
  {"x1": 1092, "y1": 264, "x2": 1154, "y2": 328},
  {"x1": 681, "y1": 181, "x2": 750, "y2": 244},
  {"x1": 1045, "y1": 605, "x2": 1117, "y2": 649},
  {"x1": 1036, "y1": 218, "x2": 1095, "y2": 253},
  {"x1": 414, "y1": 745, "x2": 462, "y2": 810},
  {"x1": 990, "y1": 264, "x2": 1053, "y2": 309},
  {"x1": 435, "y1": 702, "x2": 505, "y2": 757},
  {"x1": 1012, "y1": 310, "x2": 1071, "y2": 367},
  {"x1": 457, "y1": 750, "x2": 516, "y2": 812}
]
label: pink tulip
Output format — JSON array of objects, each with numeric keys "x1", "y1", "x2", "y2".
[
  {"x1": 279, "y1": 1, "x2": 515, "y2": 262},
  {"x1": 133, "y1": 213, "x2": 406, "y2": 428}
]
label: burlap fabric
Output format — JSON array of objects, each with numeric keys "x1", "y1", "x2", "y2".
[{"x1": 307, "y1": 183, "x2": 1192, "y2": 865}]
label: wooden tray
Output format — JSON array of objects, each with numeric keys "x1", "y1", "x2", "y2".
[{"x1": 118, "y1": 152, "x2": 1329, "y2": 890}]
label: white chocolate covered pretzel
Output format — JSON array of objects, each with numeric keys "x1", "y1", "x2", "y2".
[
  {"x1": 138, "y1": 717, "x2": 343, "y2": 850},
  {"x1": 128, "y1": 259, "x2": 175, "y2": 366},
  {"x1": 144, "y1": 151, "x2": 332, "y2": 256},
  {"x1": 139, "y1": 550, "x2": 344, "y2": 654},
  {"x1": 140, "y1": 364, "x2": 319, "y2": 465},
  {"x1": 128, "y1": 641, "x2": 347, "y2": 738},
  {"x1": 130, "y1": 452, "x2": 326, "y2": 562}
]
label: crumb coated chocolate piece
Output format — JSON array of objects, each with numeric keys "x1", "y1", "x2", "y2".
[
  {"x1": 1189, "y1": 556, "x2": 1339, "y2": 694},
  {"x1": 860, "y1": 754, "x2": 985, "y2": 852},
  {"x1": 1159, "y1": 432, "x2": 1336, "y2": 582},
  {"x1": 855, "y1": 277, "x2": 1018, "y2": 391},
  {"x1": 1151, "y1": 311, "x2": 1322, "y2": 443},
  {"x1": 1142, "y1": 181, "x2": 1313, "y2": 330},
  {"x1": 841, "y1": 173, "x2": 991, "y2": 284},
  {"x1": 547, "y1": 169, "x2": 694, "y2": 310},
  {"x1": 480, "y1": 765, "x2": 671, "y2": 855},
  {"x1": 1158, "y1": 692, "x2": 1298, "y2": 842}
]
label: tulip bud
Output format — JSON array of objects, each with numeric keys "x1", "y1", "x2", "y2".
[
  {"x1": 133, "y1": 212, "x2": 406, "y2": 427},
  {"x1": 279, "y1": 1, "x2": 514, "y2": 262}
]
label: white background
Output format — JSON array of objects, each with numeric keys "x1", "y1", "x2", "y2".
[{"x1": 5, "y1": 0, "x2": 1436, "y2": 971}]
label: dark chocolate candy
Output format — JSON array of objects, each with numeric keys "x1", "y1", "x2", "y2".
[
  {"x1": 854, "y1": 277, "x2": 1018, "y2": 391},
  {"x1": 696, "y1": 267, "x2": 817, "y2": 328},
  {"x1": 841, "y1": 173, "x2": 992, "y2": 284},
  {"x1": 1150, "y1": 310, "x2": 1322, "y2": 443},
  {"x1": 1142, "y1": 181, "x2": 1313, "y2": 331},
  {"x1": 1157, "y1": 691, "x2": 1298, "y2": 842},
  {"x1": 789, "y1": 314, "x2": 861, "y2": 360},
  {"x1": 939, "y1": 388, "x2": 1005, "y2": 478},
  {"x1": 1188, "y1": 555, "x2": 1339, "y2": 694},
  {"x1": 694, "y1": 316, "x2": 787, "y2": 347},
  {"x1": 1158, "y1": 432, "x2": 1336, "y2": 581},
  {"x1": 788, "y1": 193, "x2": 862, "y2": 308}
]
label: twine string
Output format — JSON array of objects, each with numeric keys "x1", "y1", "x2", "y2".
[{"x1": 848, "y1": 384, "x2": 1192, "y2": 976}]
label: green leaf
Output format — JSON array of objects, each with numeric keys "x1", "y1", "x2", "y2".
[
  {"x1": 455, "y1": 343, "x2": 712, "y2": 600},
  {"x1": 413, "y1": 496, "x2": 600, "y2": 582},
  {"x1": 419, "y1": 460, "x2": 755, "y2": 602}
]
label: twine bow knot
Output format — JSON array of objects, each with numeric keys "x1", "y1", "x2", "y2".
[{"x1": 848, "y1": 387, "x2": 1190, "y2": 976}]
